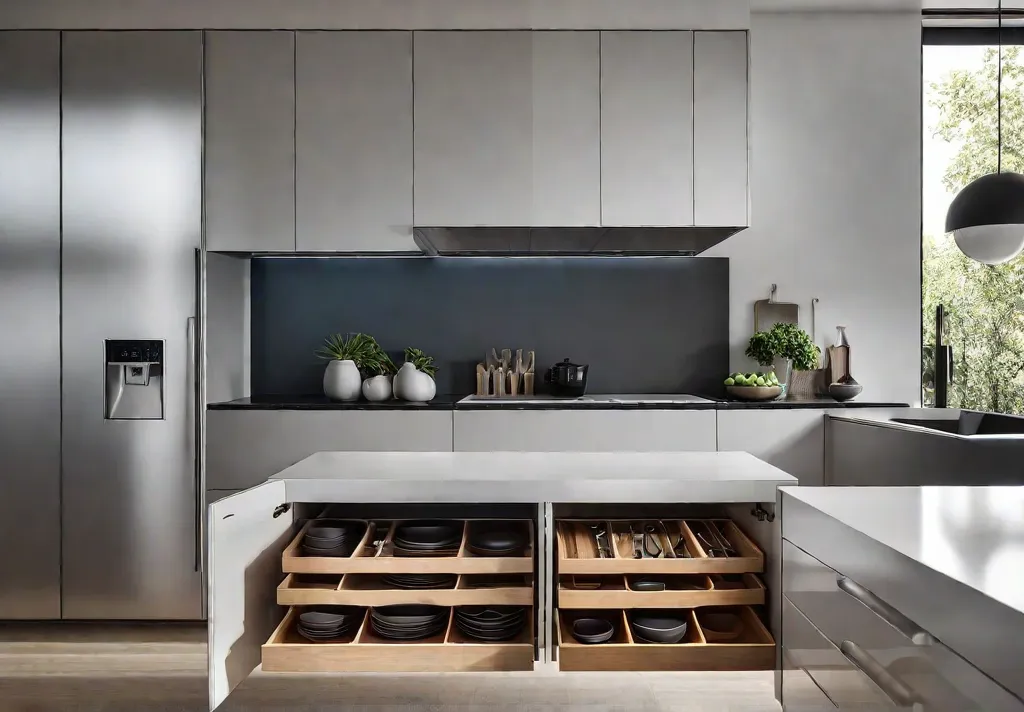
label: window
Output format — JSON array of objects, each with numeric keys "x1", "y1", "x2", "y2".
[{"x1": 923, "y1": 27, "x2": 1024, "y2": 414}]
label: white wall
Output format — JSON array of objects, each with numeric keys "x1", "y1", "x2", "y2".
[{"x1": 706, "y1": 12, "x2": 922, "y2": 405}]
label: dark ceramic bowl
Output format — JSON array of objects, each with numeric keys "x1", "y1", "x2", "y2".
[
  {"x1": 828, "y1": 382, "x2": 863, "y2": 402},
  {"x1": 630, "y1": 612, "x2": 689, "y2": 644},
  {"x1": 571, "y1": 617, "x2": 615, "y2": 644}
]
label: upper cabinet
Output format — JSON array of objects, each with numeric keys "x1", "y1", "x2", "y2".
[
  {"x1": 295, "y1": 32, "x2": 414, "y2": 251},
  {"x1": 693, "y1": 31, "x2": 749, "y2": 228},
  {"x1": 600, "y1": 31, "x2": 694, "y2": 227},
  {"x1": 600, "y1": 30, "x2": 748, "y2": 229},
  {"x1": 414, "y1": 31, "x2": 600, "y2": 227},
  {"x1": 205, "y1": 31, "x2": 295, "y2": 252}
]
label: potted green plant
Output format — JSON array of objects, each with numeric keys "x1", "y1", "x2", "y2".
[
  {"x1": 394, "y1": 347, "x2": 438, "y2": 402},
  {"x1": 745, "y1": 323, "x2": 820, "y2": 395},
  {"x1": 360, "y1": 339, "x2": 398, "y2": 402},
  {"x1": 315, "y1": 333, "x2": 377, "y2": 401}
]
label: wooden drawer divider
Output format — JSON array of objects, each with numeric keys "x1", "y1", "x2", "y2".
[
  {"x1": 556, "y1": 606, "x2": 774, "y2": 672},
  {"x1": 557, "y1": 573, "x2": 765, "y2": 609},
  {"x1": 283, "y1": 518, "x2": 534, "y2": 575}
]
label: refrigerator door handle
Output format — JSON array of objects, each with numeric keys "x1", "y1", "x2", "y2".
[{"x1": 187, "y1": 314, "x2": 201, "y2": 572}]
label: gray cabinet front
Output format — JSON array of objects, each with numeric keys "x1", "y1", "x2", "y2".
[
  {"x1": 296, "y1": 31, "x2": 413, "y2": 251},
  {"x1": 205, "y1": 31, "x2": 295, "y2": 252},
  {"x1": 414, "y1": 31, "x2": 533, "y2": 226},
  {"x1": 600, "y1": 31, "x2": 694, "y2": 227},
  {"x1": 694, "y1": 31, "x2": 749, "y2": 227},
  {"x1": 0, "y1": 31, "x2": 61, "y2": 620}
]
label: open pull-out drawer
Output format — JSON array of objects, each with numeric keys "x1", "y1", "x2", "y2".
[
  {"x1": 262, "y1": 606, "x2": 535, "y2": 673},
  {"x1": 557, "y1": 573, "x2": 765, "y2": 609},
  {"x1": 278, "y1": 572, "x2": 534, "y2": 607},
  {"x1": 557, "y1": 519, "x2": 763, "y2": 575},
  {"x1": 283, "y1": 518, "x2": 534, "y2": 575},
  {"x1": 556, "y1": 607, "x2": 774, "y2": 672}
]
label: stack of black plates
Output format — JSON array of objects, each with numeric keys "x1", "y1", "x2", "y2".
[
  {"x1": 370, "y1": 605, "x2": 449, "y2": 640},
  {"x1": 295, "y1": 606, "x2": 363, "y2": 642},
  {"x1": 302, "y1": 520, "x2": 366, "y2": 558},
  {"x1": 382, "y1": 573, "x2": 457, "y2": 590},
  {"x1": 466, "y1": 523, "x2": 528, "y2": 557},
  {"x1": 392, "y1": 520, "x2": 462, "y2": 557},
  {"x1": 454, "y1": 606, "x2": 528, "y2": 642}
]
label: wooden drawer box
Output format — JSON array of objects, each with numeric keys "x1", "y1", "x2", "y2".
[
  {"x1": 556, "y1": 607, "x2": 774, "y2": 672},
  {"x1": 557, "y1": 573, "x2": 764, "y2": 609},
  {"x1": 263, "y1": 607, "x2": 535, "y2": 673},
  {"x1": 282, "y1": 519, "x2": 534, "y2": 575},
  {"x1": 278, "y1": 572, "x2": 534, "y2": 608},
  {"x1": 557, "y1": 519, "x2": 763, "y2": 575}
]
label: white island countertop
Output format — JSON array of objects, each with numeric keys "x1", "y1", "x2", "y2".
[
  {"x1": 269, "y1": 450, "x2": 796, "y2": 503},
  {"x1": 783, "y1": 485, "x2": 1024, "y2": 700}
]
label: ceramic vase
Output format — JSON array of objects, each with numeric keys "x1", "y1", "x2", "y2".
[
  {"x1": 361, "y1": 374, "x2": 393, "y2": 402},
  {"x1": 323, "y1": 359, "x2": 361, "y2": 401},
  {"x1": 393, "y1": 362, "x2": 436, "y2": 402}
]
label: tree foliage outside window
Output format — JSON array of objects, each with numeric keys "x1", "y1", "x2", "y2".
[{"x1": 924, "y1": 46, "x2": 1024, "y2": 414}]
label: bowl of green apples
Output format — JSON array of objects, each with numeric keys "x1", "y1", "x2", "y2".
[{"x1": 724, "y1": 372, "x2": 783, "y2": 401}]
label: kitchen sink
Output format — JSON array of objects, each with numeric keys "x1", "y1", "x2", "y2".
[{"x1": 891, "y1": 411, "x2": 1024, "y2": 436}]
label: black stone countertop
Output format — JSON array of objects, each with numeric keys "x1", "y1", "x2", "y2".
[{"x1": 209, "y1": 394, "x2": 909, "y2": 411}]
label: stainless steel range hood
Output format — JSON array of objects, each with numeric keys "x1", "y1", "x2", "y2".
[{"x1": 412, "y1": 226, "x2": 745, "y2": 256}]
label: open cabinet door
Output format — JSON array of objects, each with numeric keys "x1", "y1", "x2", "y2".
[{"x1": 208, "y1": 481, "x2": 292, "y2": 710}]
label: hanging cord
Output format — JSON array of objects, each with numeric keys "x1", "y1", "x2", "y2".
[{"x1": 998, "y1": 0, "x2": 1003, "y2": 173}]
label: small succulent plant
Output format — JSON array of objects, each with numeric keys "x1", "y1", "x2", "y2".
[{"x1": 403, "y1": 347, "x2": 438, "y2": 377}]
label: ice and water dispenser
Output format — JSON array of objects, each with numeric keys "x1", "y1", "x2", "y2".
[{"x1": 104, "y1": 339, "x2": 164, "y2": 420}]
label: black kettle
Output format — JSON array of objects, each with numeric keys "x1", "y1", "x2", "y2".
[{"x1": 544, "y1": 358, "x2": 589, "y2": 397}]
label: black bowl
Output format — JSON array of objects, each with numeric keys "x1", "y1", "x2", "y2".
[
  {"x1": 372, "y1": 604, "x2": 448, "y2": 626},
  {"x1": 630, "y1": 612, "x2": 689, "y2": 644},
  {"x1": 571, "y1": 617, "x2": 615, "y2": 644},
  {"x1": 468, "y1": 529, "x2": 526, "y2": 551},
  {"x1": 628, "y1": 580, "x2": 667, "y2": 592}
]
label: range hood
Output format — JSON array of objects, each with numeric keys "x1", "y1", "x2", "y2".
[{"x1": 412, "y1": 226, "x2": 745, "y2": 256}]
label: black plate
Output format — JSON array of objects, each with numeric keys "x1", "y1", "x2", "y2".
[
  {"x1": 457, "y1": 606, "x2": 526, "y2": 621},
  {"x1": 455, "y1": 618, "x2": 526, "y2": 636},
  {"x1": 393, "y1": 521, "x2": 462, "y2": 545},
  {"x1": 466, "y1": 544, "x2": 525, "y2": 558},
  {"x1": 392, "y1": 537, "x2": 462, "y2": 550},
  {"x1": 454, "y1": 623, "x2": 525, "y2": 642},
  {"x1": 467, "y1": 529, "x2": 526, "y2": 552},
  {"x1": 371, "y1": 604, "x2": 448, "y2": 624},
  {"x1": 392, "y1": 546, "x2": 460, "y2": 558},
  {"x1": 371, "y1": 622, "x2": 447, "y2": 641}
]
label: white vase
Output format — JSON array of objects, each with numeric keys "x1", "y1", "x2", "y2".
[
  {"x1": 393, "y1": 362, "x2": 436, "y2": 402},
  {"x1": 361, "y1": 374, "x2": 393, "y2": 402},
  {"x1": 323, "y1": 359, "x2": 361, "y2": 401}
]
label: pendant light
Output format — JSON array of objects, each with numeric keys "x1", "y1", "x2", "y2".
[{"x1": 945, "y1": 0, "x2": 1024, "y2": 265}]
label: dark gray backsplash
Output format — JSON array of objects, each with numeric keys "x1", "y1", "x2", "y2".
[{"x1": 250, "y1": 256, "x2": 729, "y2": 396}]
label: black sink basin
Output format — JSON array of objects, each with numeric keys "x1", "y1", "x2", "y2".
[{"x1": 891, "y1": 411, "x2": 1024, "y2": 436}]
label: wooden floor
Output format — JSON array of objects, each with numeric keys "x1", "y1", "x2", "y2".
[{"x1": 0, "y1": 624, "x2": 780, "y2": 712}]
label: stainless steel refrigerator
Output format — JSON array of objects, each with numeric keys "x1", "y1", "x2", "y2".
[{"x1": 0, "y1": 31, "x2": 204, "y2": 620}]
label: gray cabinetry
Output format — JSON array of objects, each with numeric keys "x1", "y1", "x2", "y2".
[
  {"x1": 413, "y1": 31, "x2": 600, "y2": 227},
  {"x1": 600, "y1": 31, "x2": 694, "y2": 227},
  {"x1": 295, "y1": 31, "x2": 414, "y2": 251},
  {"x1": 694, "y1": 31, "x2": 749, "y2": 227},
  {"x1": 413, "y1": 31, "x2": 532, "y2": 226},
  {"x1": 205, "y1": 31, "x2": 295, "y2": 252},
  {"x1": 0, "y1": 31, "x2": 61, "y2": 620}
]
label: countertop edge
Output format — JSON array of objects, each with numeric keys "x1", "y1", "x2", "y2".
[{"x1": 209, "y1": 399, "x2": 911, "y2": 411}]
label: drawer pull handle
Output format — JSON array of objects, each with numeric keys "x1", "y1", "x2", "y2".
[
  {"x1": 840, "y1": 640, "x2": 918, "y2": 708},
  {"x1": 837, "y1": 576, "x2": 935, "y2": 646}
]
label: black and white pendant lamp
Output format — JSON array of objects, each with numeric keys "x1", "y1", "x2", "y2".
[{"x1": 945, "y1": 0, "x2": 1024, "y2": 265}]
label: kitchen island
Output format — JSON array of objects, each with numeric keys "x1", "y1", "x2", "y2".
[
  {"x1": 208, "y1": 450, "x2": 796, "y2": 711},
  {"x1": 781, "y1": 486, "x2": 1024, "y2": 710}
]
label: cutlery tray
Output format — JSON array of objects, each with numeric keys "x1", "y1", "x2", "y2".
[
  {"x1": 557, "y1": 573, "x2": 764, "y2": 609},
  {"x1": 278, "y1": 573, "x2": 534, "y2": 607},
  {"x1": 263, "y1": 606, "x2": 535, "y2": 673},
  {"x1": 282, "y1": 518, "x2": 534, "y2": 575},
  {"x1": 556, "y1": 606, "x2": 773, "y2": 672},
  {"x1": 556, "y1": 519, "x2": 763, "y2": 574}
]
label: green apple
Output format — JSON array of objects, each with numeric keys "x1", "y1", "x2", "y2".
[
  {"x1": 724, "y1": 377, "x2": 735, "y2": 386},
  {"x1": 756, "y1": 376, "x2": 767, "y2": 386},
  {"x1": 734, "y1": 375, "x2": 747, "y2": 386}
]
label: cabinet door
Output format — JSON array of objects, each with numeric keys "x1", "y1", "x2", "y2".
[
  {"x1": 600, "y1": 31, "x2": 693, "y2": 226},
  {"x1": 414, "y1": 31, "x2": 532, "y2": 226},
  {"x1": 205, "y1": 31, "x2": 294, "y2": 251},
  {"x1": 0, "y1": 31, "x2": 61, "y2": 620},
  {"x1": 531, "y1": 31, "x2": 601, "y2": 226},
  {"x1": 208, "y1": 480, "x2": 292, "y2": 711},
  {"x1": 296, "y1": 31, "x2": 413, "y2": 251},
  {"x1": 694, "y1": 31, "x2": 749, "y2": 227}
]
